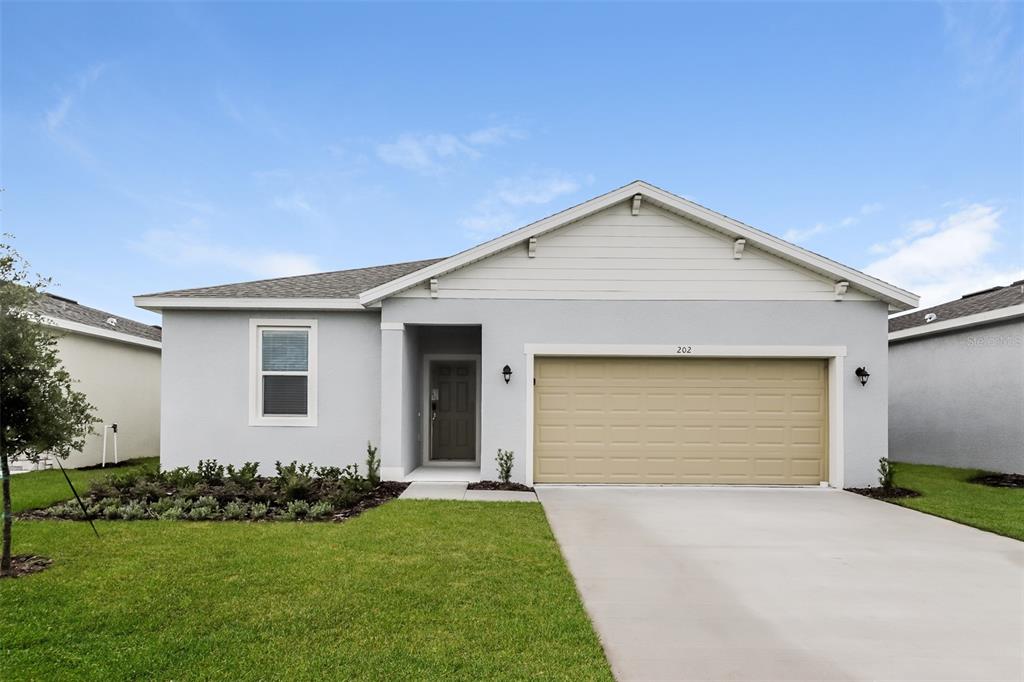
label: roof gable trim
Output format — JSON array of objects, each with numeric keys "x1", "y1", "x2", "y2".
[{"x1": 357, "y1": 181, "x2": 919, "y2": 310}]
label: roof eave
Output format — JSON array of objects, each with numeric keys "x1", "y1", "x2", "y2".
[
  {"x1": 41, "y1": 316, "x2": 162, "y2": 349},
  {"x1": 133, "y1": 296, "x2": 370, "y2": 312}
]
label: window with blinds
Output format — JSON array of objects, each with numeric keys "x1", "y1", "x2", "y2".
[{"x1": 251, "y1": 321, "x2": 317, "y2": 425}]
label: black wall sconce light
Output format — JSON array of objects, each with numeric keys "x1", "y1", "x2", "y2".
[
  {"x1": 855, "y1": 366, "x2": 870, "y2": 387},
  {"x1": 501, "y1": 364, "x2": 513, "y2": 384}
]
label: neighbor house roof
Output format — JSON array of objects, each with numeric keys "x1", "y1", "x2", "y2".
[
  {"x1": 38, "y1": 293, "x2": 162, "y2": 348},
  {"x1": 135, "y1": 181, "x2": 920, "y2": 313},
  {"x1": 889, "y1": 279, "x2": 1024, "y2": 341}
]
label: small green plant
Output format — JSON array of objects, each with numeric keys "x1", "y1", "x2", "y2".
[
  {"x1": 310, "y1": 501, "x2": 334, "y2": 519},
  {"x1": 120, "y1": 502, "x2": 147, "y2": 521},
  {"x1": 249, "y1": 502, "x2": 270, "y2": 520},
  {"x1": 366, "y1": 442, "x2": 380, "y2": 486},
  {"x1": 160, "y1": 505, "x2": 185, "y2": 520},
  {"x1": 194, "y1": 496, "x2": 219, "y2": 510},
  {"x1": 284, "y1": 500, "x2": 311, "y2": 521},
  {"x1": 496, "y1": 449, "x2": 514, "y2": 485},
  {"x1": 223, "y1": 501, "x2": 247, "y2": 520},
  {"x1": 197, "y1": 459, "x2": 225, "y2": 483},
  {"x1": 161, "y1": 466, "x2": 202, "y2": 488},
  {"x1": 150, "y1": 497, "x2": 176, "y2": 514},
  {"x1": 102, "y1": 505, "x2": 122, "y2": 520},
  {"x1": 878, "y1": 457, "x2": 895, "y2": 490},
  {"x1": 275, "y1": 461, "x2": 316, "y2": 501},
  {"x1": 187, "y1": 506, "x2": 212, "y2": 521},
  {"x1": 226, "y1": 462, "x2": 260, "y2": 488}
]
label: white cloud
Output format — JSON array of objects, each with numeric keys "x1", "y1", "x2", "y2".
[
  {"x1": 272, "y1": 190, "x2": 317, "y2": 216},
  {"x1": 942, "y1": 0, "x2": 1021, "y2": 89},
  {"x1": 783, "y1": 223, "x2": 828, "y2": 243},
  {"x1": 865, "y1": 203, "x2": 1023, "y2": 307},
  {"x1": 44, "y1": 62, "x2": 107, "y2": 134},
  {"x1": 784, "y1": 202, "x2": 884, "y2": 243},
  {"x1": 376, "y1": 124, "x2": 527, "y2": 174},
  {"x1": 460, "y1": 172, "x2": 582, "y2": 240},
  {"x1": 134, "y1": 223, "x2": 321, "y2": 278}
]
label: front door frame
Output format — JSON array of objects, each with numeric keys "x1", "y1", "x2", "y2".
[{"x1": 421, "y1": 354, "x2": 481, "y2": 466}]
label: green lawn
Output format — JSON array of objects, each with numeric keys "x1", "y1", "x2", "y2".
[
  {"x1": 892, "y1": 462, "x2": 1024, "y2": 541},
  {"x1": 0, "y1": 501, "x2": 612, "y2": 681},
  {"x1": 6, "y1": 457, "x2": 159, "y2": 514}
]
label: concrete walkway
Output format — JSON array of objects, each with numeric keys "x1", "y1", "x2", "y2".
[
  {"x1": 399, "y1": 481, "x2": 537, "y2": 502},
  {"x1": 538, "y1": 486, "x2": 1024, "y2": 682}
]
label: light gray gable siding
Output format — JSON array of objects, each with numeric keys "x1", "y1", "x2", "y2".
[{"x1": 396, "y1": 201, "x2": 874, "y2": 302}]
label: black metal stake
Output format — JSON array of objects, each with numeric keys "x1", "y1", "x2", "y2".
[{"x1": 56, "y1": 459, "x2": 99, "y2": 537}]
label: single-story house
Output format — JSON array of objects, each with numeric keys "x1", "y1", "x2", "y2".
[
  {"x1": 25, "y1": 293, "x2": 162, "y2": 470},
  {"x1": 888, "y1": 280, "x2": 1023, "y2": 474},
  {"x1": 136, "y1": 181, "x2": 918, "y2": 488}
]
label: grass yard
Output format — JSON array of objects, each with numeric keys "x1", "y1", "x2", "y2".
[
  {"x1": 893, "y1": 462, "x2": 1024, "y2": 541},
  {"x1": 0, "y1": 501, "x2": 612, "y2": 681},
  {"x1": 6, "y1": 457, "x2": 159, "y2": 514}
]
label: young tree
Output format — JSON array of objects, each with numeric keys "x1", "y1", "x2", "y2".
[{"x1": 0, "y1": 238, "x2": 97, "y2": 576}]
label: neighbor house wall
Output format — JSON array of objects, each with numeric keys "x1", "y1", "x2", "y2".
[
  {"x1": 381, "y1": 298, "x2": 890, "y2": 488},
  {"x1": 160, "y1": 309, "x2": 381, "y2": 474},
  {"x1": 54, "y1": 332, "x2": 161, "y2": 467},
  {"x1": 889, "y1": 319, "x2": 1024, "y2": 474}
]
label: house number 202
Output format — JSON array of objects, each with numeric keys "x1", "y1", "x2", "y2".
[{"x1": 676, "y1": 345, "x2": 693, "y2": 354}]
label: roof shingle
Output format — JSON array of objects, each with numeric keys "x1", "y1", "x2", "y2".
[
  {"x1": 140, "y1": 258, "x2": 443, "y2": 299},
  {"x1": 38, "y1": 294, "x2": 162, "y2": 343},
  {"x1": 889, "y1": 280, "x2": 1024, "y2": 333}
]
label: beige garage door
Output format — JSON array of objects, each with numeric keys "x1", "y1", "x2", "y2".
[{"x1": 534, "y1": 357, "x2": 828, "y2": 485}]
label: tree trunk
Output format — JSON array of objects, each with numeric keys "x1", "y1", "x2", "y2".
[{"x1": 1, "y1": 450, "x2": 12, "y2": 576}]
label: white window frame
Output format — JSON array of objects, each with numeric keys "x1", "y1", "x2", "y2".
[{"x1": 249, "y1": 318, "x2": 318, "y2": 427}]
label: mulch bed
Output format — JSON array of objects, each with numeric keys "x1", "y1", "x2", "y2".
[
  {"x1": 331, "y1": 481, "x2": 409, "y2": 520},
  {"x1": 467, "y1": 480, "x2": 535, "y2": 493},
  {"x1": 847, "y1": 486, "x2": 921, "y2": 500},
  {"x1": 969, "y1": 473, "x2": 1024, "y2": 489},
  {"x1": 0, "y1": 555, "x2": 53, "y2": 579}
]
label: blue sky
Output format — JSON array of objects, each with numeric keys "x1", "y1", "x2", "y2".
[{"x1": 3, "y1": 1, "x2": 1022, "y2": 324}]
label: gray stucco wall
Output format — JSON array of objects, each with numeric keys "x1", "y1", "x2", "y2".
[
  {"x1": 161, "y1": 309, "x2": 381, "y2": 474},
  {"x1": 381, "y1": 299, "x2": 891, "y2": 488},
  {"x1": 889, "y1": 319, "x2": 1024, "y2": 474}
]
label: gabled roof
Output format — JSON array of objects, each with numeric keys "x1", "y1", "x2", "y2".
[
  {"x1": 38, "y1": 293, "x2": 162, "y2": 348},
  {"x1": 889, "y1": 279, "x2": 1024, "y2": 341},
  {"x1": 135, "y1": 180, "x2": 920, "y2": 313},
  {"x1": 357, "y1": 181, "x2": 920, "y2": 310}
]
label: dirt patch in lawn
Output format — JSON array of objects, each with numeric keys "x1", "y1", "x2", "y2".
[
  {"x1": 467, "y1": 480, "x2": 536, "y2": 493},
  {"x1": 969, "y1": 473, "x2": 1024, "y2": 489},
  {"x1": 847, "y1": 486, "x2": 921, "y2": 500},
  {"x1": 0, "y1": 555, "x2": 54, "y2": 579}
]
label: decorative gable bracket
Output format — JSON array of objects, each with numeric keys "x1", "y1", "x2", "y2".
[
  {"x1": 429, "y1": 278, "x2": 439, "y2": 298},
  {"x1": 834, "y1": 281, "x2": 849, "y2": 300},
  {"x1": 527, "y1": 237, "x2": 537, "y2": 258},
  {"x1": 733, "y1": 238, "x2": 746, "y2": 260},
  {"x1": 631, "y1": 194, "x2": 643, "y2": 216}
]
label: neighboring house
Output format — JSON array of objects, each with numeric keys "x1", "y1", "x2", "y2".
[
  {"x1": 135, "y1": 181, "x2": 918, "y2": 488},
  {"x1": 28, "y1": 293, "x2": 162, "y2": 469},
  {"x1": 888, "y1": 281, "x2": 1024, "y2": 474}
]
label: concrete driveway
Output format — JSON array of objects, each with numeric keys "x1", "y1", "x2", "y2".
[{"x1": 537, "y1": 487, "x2": 1024, "y2": 681}]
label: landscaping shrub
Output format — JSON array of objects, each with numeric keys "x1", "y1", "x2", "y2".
[
  {"x1": 497, "y1": 449, "x2": 514, "y2": 484},
  {"x1": 879, "y1": 457, "x2": 894, "y2": 490},
  {"x1": 30, "y1": 452, "x2": 402, "y2": 523},
  {"x1": 366, "y1": 442, "x2": 380, "y2": 486}
]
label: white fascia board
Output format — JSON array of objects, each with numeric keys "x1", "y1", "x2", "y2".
[
  {"x1": 133, "y1": 296, "x2": 367, "y2": 312},
  {"x1": 357, "y1": 180, "x2": 920, "y2": 310},
  {"x1": 41, "y1": 316, "x2": 162, "y2": 350},
  {"x1": 888, "y1": 304, "x2": 1024, "y2": 342}
]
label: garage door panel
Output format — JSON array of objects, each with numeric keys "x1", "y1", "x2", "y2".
[{"x1": 534, "y1": 357, "x2": 828, "y2": 485}]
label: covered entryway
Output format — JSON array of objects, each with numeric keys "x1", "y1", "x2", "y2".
[{"x1": 533, "y1": 356, "x2": 828, "y2": 484}]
